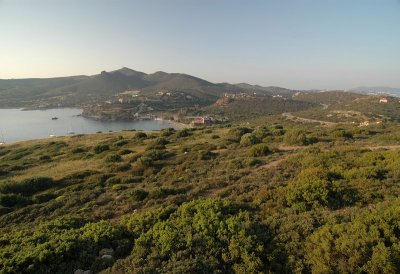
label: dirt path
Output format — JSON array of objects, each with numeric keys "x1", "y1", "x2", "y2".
[
  {"x1": 256, "y1": 158, "x2": 286, "y2": 171},
  {"x1": 364, "y1": 145, "x2": 400, "y2": 151},
  {"x1": 277, "y1": 144, "x2": 305, "y2": 151},
  {"x1": 282, "y1": 112, "x2": 337, "y2": 126}
]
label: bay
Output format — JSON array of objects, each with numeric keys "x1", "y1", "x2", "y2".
[{"x1": 0, "y1": 108, "x2": 175, "y2": 143}]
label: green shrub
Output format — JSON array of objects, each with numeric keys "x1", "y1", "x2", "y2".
[
  {"x1": 247, "y1": 144, "x2": 271, "y2": 157},
  {"x1": 147, "y1": 137, "x2": 169, "y2": 150},
  {"x1": 155, "y1": 137, "x2": 169, "y2": 146},
  {"x1": 114, "y1": 199, "x2": 269, "y2": 273},
  {"x1": 306, "y1": 201, "x2": 400, "y2": 273},
  {"x1": 39, "y1": 155, "x2": 51, "y2": 161},
  {"x1": 331, "y1": 128, "x2": 354, "y2": 139},
  {"x1": 114, "y1": 139, "x2": 129, "y2": 147},
  {"x1": 253, "y1": 126, "x2": 271, "y2": 139},
  {"x1": 0, "y1": 177, "x2": 56, "y2": 196},
  {"x1": 198, "y1": 150, "x2": 217, "y2": 160},
  {"x1": 0, "y1": 217, "x2": 132, "y2": 273},
  {"x1": 226, "y1": 127, "x2": 252, "y2": 142},
  {"x1": 112, "y1": 184, "x2": 126, "y2": 190},
  {"x1": 64, "y1": 170, "x2": 97, "y2": 180},
  {"x1": 109, "y1": 163, "x2": 131, "y2": 172},
  {"x1": 121, "y1": 176, "x2": 143, "y2": 184},
  {"x1": 240, "y1": 133, "x2": 260, "y2": 146},
  {"x1": 134, "y1": 132, "x2": 147, "y2": 139},
  {"x1": 284, "y1": 129, "x2": 308, "y2": 145},
  {"x1": 144, "y1": 149, "x2": 166, "y2": 161},
  {"x1": 94, "y1": 144, "x2": 110, "y2": 154},
  {"x1": 119, "y1": 149, "x2": 133, "y2": 155},
  {"x1": 130, "y1": 189, "x2": 148, "y2": 202},
  {"x1": 0, "y1": 193, "x2": 30, "y2": 207},
  {"x1": 286, "y1": 167, "x2": 358, "y2": 211},
  {"x1": 161, "y1": 128, "x2": 176, "y2": 137},
  {"x1": 176, "y1": 129, "x2": 190, "y2": 138},
  {"x1": 230, "y1": 157, "x2": 262, "y2": 168},
  {"x1": 71, "y1": 147, "x2": 86, "y2": 153},
  {"x1": 106, "y1": 177, "x2": 121, "y2": 185},
  {"x1": 32, "y1": 192, "x2": 57, "y2": 204},
  {"x1": 105, "y1": 154, "x2": 122, "y2": 163},
  {"x1": 149, "y1": 187, "x2": 186, "y2": 199}
]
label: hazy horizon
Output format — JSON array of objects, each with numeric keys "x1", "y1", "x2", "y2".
[{"x1": 1, "y1": 0, "x2": 399, "y2": 90}]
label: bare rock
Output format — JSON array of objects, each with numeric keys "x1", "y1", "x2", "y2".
[
  {"x1": 99, "y1": 248, "x2": 115, "y2": 257},
  {"x1": 101, "y1": 254, "x2": 114, "y2": 260}
]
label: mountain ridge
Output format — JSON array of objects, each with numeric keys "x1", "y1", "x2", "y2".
[{"x1": 0, "y1": 67, "x2": 288, "y2": 108}]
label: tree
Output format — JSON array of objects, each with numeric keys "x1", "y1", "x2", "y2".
[{"x1": 115, "y1": 199, "x2": 270, "y2": 273}]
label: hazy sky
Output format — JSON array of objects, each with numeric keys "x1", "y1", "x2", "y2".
[{"x1": 0, "y1": 0, "x2": 399, "y2": 89}]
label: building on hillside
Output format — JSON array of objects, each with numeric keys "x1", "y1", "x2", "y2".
[
  {"x1": 379, "y1": 97, "x2": 388, "y2": 103},
  {"x1": 359, "y1": 121, "x2": 370, "y2": 127},
  {"x1": 190, "y1": 116, "x2": 214, "y2": 127}
]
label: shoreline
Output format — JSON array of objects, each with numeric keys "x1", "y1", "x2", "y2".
[{"x1": 164, "y1": 120, "x2": 190, "y2": 129}]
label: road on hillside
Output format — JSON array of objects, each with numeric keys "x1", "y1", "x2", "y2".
[{"x1": 282, "y1": 112, "x2": 337, "y2": 126}]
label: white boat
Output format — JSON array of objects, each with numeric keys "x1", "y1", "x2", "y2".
[{"x1": 0, "y1": 131, "x2": 5, "y2": 145}]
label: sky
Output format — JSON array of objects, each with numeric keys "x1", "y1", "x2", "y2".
[{"x1": 0, "y1": 0, "x2": 399, "y2": 89}]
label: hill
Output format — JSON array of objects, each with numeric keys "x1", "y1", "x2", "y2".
[
  {"x1": 0, "y1": 68, "x2": 243, "y2": 108},
  {"x1": 234, "y1": 83, "x2": 296, "y2": 97},
  {"x1": 0, "y1": 69, "x2": 307, "y2": 112},
  {"x1": 292, "y1": 90, "x2": 366, "y2": 105},
  {"x1": 351, "y1": 86, "x2": 400, "y2": 97},
  {"x1": 2, "y1": 120, "x2": 400, "y2": 272},
  {"x1": 290, "y1": 91, "x2": 400, "y2": 123},
  {"x1": 204, "y1": 95, "x2": 315, "y2": 121}
]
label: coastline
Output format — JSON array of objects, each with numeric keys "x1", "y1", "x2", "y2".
[{"x1": 165, "y1": 120, "x2": 190, "y2": 129}]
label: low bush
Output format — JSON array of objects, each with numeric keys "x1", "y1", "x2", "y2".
[
  {"x1": 0, "y1": 177, "x2": 56, "y2": 196},
  {"x1": 93, "y1": 144, "x2": 110, "y2": 154},
  {"x1": 130, "y1": 189, "x2": 148, "y2": 202},
  {"x1": 247, "y1": 144, "x2": 271, "y2": 157},
  {"x1": 134, "y1": 132, "x2": 147, "y2": 139},
  {"x1": 176, "y1": 129, "x2": 190, "y2": 138},
  {"x1": 240, "y1": 133, "x2": 260, "y2": 146},
  {"x1": 121, "y1": 176, "x2": 143, "y2": 184},
  {"x1": 105, "y1": 154, "x2": 122, "y2": 163},
  {"x1": 114, "y1": 139, "x2": 129, "y2": 147},
  {"x1": 0, "y1": 193, "x2": 30, "y2": 207}
]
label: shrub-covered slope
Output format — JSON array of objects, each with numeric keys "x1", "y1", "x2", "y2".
[{"x1": 2, "y1": 122, "x2": 400, "y2": 273}]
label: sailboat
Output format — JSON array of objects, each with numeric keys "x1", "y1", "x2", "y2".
[
  {"x1": 67, "y1": 125, "x2": 75, "y2": 135},
  {"x1": 49, "y1": 129, "x2": 56, "y2": 138},
  {"x1": 0, "y1": 131, "x2": 5, "y2": 145}
]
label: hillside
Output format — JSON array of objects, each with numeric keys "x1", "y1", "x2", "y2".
[
  {"x1": 234, "y1": 83, "x2": 295, "y2": 97},
  {"x1": 351, "y1": 86, "x2": 400, "y2": 97},
  {"x1": 291, "y1": 91, "x2": 400, "y2": 124},
  {"x1": 0, "y1": 68, "x2": 200, "y2": 108},
  {"x1": 2, "y1": 120, "x2": 400, "y2": 273},
  {"x1": 0, "y1": 68, "x2": 244, "y2": 108},
  {"x1": 292, "y1": 90, "x2": 366, "y2": 105},
  {"x1": 0, "y1": 69, "x2": 305, "y2": 113},
  {"x1": 204, "y1": 95, "x2": 315, "y2": 121}
]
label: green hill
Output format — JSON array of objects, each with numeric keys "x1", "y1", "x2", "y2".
[
  {"x1": 0, "y1": 69, "x2": 305, "y2": 110},
  {"x1": 2, "y1": 120, "x2": 400, "y2": 272},
  {"x1": 291, "y1": 91, "x2": 400, "y2": 123},
  {"x1": 205, "y1": 95, "x2": 315, "y2": 120},
  {"x1": 0, "y1": 68, "x2": 242, "y2": 108}
]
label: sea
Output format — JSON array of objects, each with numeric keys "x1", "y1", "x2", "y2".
[{"x1": 0, "y1": 108, "x2": 174, "y2": 143}]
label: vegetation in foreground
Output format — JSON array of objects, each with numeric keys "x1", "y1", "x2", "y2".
[{"x1": 2, "y1": 118, "x2": 400, "y2": 273}]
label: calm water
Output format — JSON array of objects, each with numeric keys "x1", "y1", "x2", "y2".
[{"x1": 0, "y1": 108, "x2": 174, "y2": 143}]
